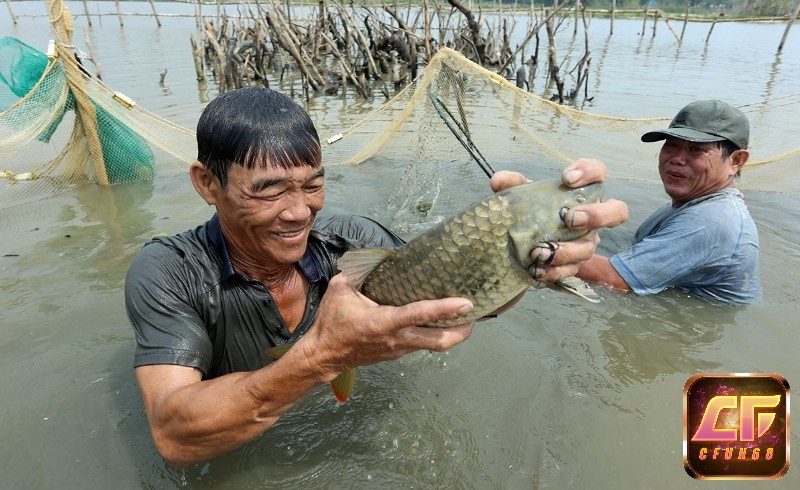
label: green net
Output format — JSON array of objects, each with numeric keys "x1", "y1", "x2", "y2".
[{"x1": 0, "y1": 0, "x2": 195, "y2": 209}]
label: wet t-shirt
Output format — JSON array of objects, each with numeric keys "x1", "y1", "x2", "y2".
[
  {"x1": 124, "y1": 213, "x2": 403, "y2": 378},
  {"x1": 609, "y1": 188, "x2": 761, "y2": 304}
]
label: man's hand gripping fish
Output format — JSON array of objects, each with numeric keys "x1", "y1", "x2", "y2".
[{"x1": 270, "y1": 179, "x2": 604, "y2": 401}]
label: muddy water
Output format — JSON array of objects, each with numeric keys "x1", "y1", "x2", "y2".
[{"x1": 1, "y1": 2, "x2": 799, "y2": 488}]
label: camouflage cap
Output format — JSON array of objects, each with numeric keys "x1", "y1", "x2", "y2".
[{"x1": 641, "y1": 99, "x2": 749, "y2": 150}]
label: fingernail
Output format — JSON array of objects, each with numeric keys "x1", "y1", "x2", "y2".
[
  {"x1": 563, "y1": 169, "x2": 582, "y2": 185},
  {"x1": 529, "y1": 265, "x2": 546, "y2": 281},
  {"x1": 457, "y1": 301, "x2": 473, "y2": 316},
  {"x1": 569, "y1": 210, "x2": 589, "y2": 228},
  {"x1": 531, "y1": 244, "x2": 553, "y2": 265}
]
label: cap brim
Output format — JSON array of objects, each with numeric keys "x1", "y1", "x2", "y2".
[{"x1": 641, "y1": 128, "x2": 726, "y2": 143}]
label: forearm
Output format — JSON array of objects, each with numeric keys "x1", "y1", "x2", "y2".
[
  {"x1": 576, "y1": 254, "x2": 632, "y2": 292},
  {"x1": 139, "y1": 341, "x2": 334, "y2": 467}
]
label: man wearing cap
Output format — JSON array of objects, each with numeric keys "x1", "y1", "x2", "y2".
[{"x1": 575, "y1": 99, "x2": 761, "y2": 304}]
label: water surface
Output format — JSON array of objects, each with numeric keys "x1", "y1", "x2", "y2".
[{"x1": 1, "y1": 2, "x2": 799, "y2": 488}]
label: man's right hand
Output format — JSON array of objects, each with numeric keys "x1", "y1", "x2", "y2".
[{"x1": 296, "y1": 273, "x2": 476, "y2": 382}]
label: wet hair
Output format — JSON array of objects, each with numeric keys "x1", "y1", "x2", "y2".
[
  {"x1": 716, "y1": 139, "x2": 742, "y2": 178},
  {"x1": 195, "y1": 87, "x2": 321, "y2": 188}
]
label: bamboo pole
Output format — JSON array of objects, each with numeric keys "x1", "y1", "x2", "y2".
[
  {"x1": 641, "y1": 6, "x2": 648, "y2": 36},
  {"x1": 114, "y1": 0, "x2": 124, "y2": 27},
  {"x1": 610, "y1": 0, "x2": 615, "y2": 35},
  {"x1": 147, "y1": 0, "x2": 162, "y2": 28},
  {"x1": 652, "y1": 9, "x2": 658, "y2": 37},
  {"x1": 47, "y1": 0, "x2": 110, "y2": 185},
  {"x1": 778, "y1": 0, "x2": 800, "y2": 52},
  {"x1": 706, "y1": 12, "x2": 720, "y2": 43},
  {"x1": 195, "y1": 0, "x2": 202, "y2": 28},
  {"x1": 680, "y1": 3, "x2": 689, "y2": 42},
  {"x1": 83, "y1": 26, "x2": 101, "y2": 79},
  {"x1": 81, "y1": 0, "x2": 92, "y2": 27},
  {"x1": 5, "y1": 0, "x2": 17, "y2": 25},
  {"x1": 659, "y1": 10, "x2": 681, "y2": 42}
]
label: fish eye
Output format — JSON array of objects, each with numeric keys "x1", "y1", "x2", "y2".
[{"x1": 574, "y1": 192, "x2": 586, "y2": 203}]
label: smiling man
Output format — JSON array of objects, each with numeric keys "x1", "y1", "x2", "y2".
[
  {"x1": 576, "y1": 99, "x2": 761, "y2": 304},
  {"x1": 124, "y1": 87, "x2": 627, "y2": 467}
]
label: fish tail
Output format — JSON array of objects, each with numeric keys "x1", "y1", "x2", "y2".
[
  {"x1": 267, "y1": 342, "x2": 358, "y2": 403},
  {"x1": 331, "y1": 368, "x2": 358, "y2": 403},
  {"x1": 266, "y1": 341, "x2": 294, "y2": 359}
]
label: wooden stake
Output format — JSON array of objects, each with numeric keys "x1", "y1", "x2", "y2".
[
  {"x1": 5, "y1": 0, "x2": 17, "y2": 25},
  {"x1": 190, "y1": 35, "x2": 205, "y2": 81},
  {"x1": 641, "y1": 6, "x2": 647, "y2": 36},
  {"x1": 147, "y1": 0, "x2": 161, "y2": 28},
  {"x1": 545, "y1": 11, "x2": 564, "y2": 103},
  {"x1": 652, "y1": 9, "x2": 658, "y2": 38},
  {"x1": 706, "y1": 12, "x2": 720, "y2": 43},
  {"x1": 680, "y1": 3, "x2": 689, "y2": 43},
  {"x1": 778, "y1": 0, "x2": 800, "y2": 52},
  {"x1": 610, "y1": 0, "x2": 616, "y2": 35},
  {"x1": 659, "y1": 10, "x2": 681, "y2": 42},
  {"x1": 83, "y1": 26, "x2": 102, "y2": 80},
  {"x1": 114, "y1": 0, "x2": 124, "y2": 27},
  {"x1": 81, "y1": 0, "x2": 92, "y2": 27}
]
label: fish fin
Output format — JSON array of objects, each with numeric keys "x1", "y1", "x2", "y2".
[
  {"x1": 266, "y1": 341, "x2": 296, "y2": 359},
  {"x1": 268, "y1": 342, "x2": 358, "y2": 403},
  {"x1": 331, "y1": 368, "x2": 358, "y2": 403},
  {"x1": 508, "y1": 225, "x2": 539, "y2": 268},
  {"x1": 479, "y1": 288, "x2": 528, "y2": 321},
  {"x1": 337, "y1": 248, "x2": 396, "y2": 289},
  {"x1": 551, "y1": 276, "x2": 601, "y2": 303}
]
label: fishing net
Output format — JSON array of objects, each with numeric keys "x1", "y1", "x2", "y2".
[
  {"x1": 2, "y1": 1, "x2": 798, "y2": 215},
  {"x1": 320, "y1": 47, "x2": 800, "y2": 231},
  {"x1": 0, "y1": 0, "x2": 194, "y2": 209}
]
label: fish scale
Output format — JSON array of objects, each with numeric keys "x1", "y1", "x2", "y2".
[
  {"x1": 270, "y1": 179, "x2": 605, "y2": 403},
  {"x1": 337, "y1": 179, "x2": 604, "y2": 327}
]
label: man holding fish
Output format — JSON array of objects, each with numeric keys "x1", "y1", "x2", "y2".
[
  {"x1": 574, "y1": 99, "x2": 761, "y2": 304},
  {"x1": 124, "y1": 87, "x2": 628, "y2": 467}
]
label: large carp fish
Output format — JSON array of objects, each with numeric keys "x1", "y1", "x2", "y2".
[{"x1": 269, "y1": 178, "x2": 604, "y2": 402}]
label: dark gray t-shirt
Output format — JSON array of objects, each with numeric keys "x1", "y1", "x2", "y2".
[{"x1": 124, "y1": 213, "x2": 403, "y2": 378}]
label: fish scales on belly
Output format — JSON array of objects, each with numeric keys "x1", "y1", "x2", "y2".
[{"x1": 338, "y1": 179, "x2": 604, "y2": 327}]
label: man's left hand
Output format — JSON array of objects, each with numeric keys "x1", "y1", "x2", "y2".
[{"x1": 489, "y1": 158, "x2": 628, "y2": 283}]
